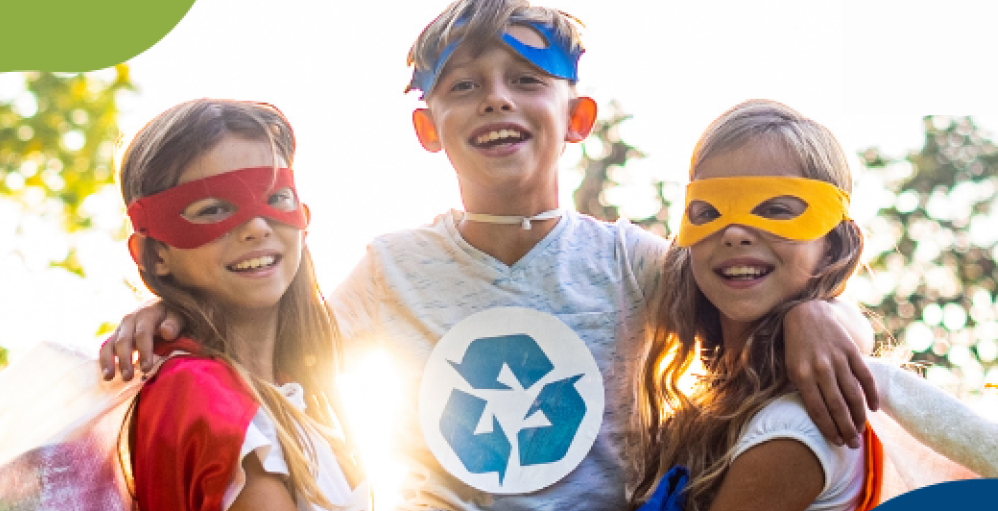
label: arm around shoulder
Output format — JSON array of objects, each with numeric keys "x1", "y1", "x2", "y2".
[{"x1": 784, "y1": 299, "x2": 879, "y2": 448}]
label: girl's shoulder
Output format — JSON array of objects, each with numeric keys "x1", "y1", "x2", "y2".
[
  {"x1": 140, "y1": 337, "x2": 257, "y2": 424},
  {"x1": 734, "y1": 393, "x2": 866, "y2": 497}
]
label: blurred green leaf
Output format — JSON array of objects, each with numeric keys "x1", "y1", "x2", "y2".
[
  {"x1": 0, "y1": 66, "x2": 134, "y2": 272},
  {"x1": 859, "y1": 117, "x2": 998, "y2": 395}
]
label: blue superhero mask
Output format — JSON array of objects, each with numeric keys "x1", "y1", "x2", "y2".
[{"x1": 406, "y1": 20, "x2": 583, "y2": 100}]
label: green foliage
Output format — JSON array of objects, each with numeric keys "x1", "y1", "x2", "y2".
[
  {"x1": 0, "y1": 345, "x2": 7, "y2": 370},
  {"x1": 0, "y1": 68, "x2": 132, "y2": 360},
  {"x1": 573, "y1": 102, "x2": 644, "y2": 222},
  {"x1": 0, "y1": 67, "x2": 133, "y2": 273},
  {"x1": 858, "y1": 117, "x2": 998, "y2": 393}
]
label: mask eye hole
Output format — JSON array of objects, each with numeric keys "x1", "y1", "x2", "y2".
[
  {"x1": 687, "y1": 200, "x2": 721, "y2": 225},
  {"x1": 267, "y1": 187, "x2": 299, "y2": 212},
  {"x1": 182, "y1": 197, "x2": 237, "y2": 224},
  {"x1": 506, "y1": 24, "x2": 548, "y2": 49},
  {"x1": 751, "y1": 195, "x2": 808, "y2": 220}
]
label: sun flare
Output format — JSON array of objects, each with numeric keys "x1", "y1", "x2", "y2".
[{"x1": 338, "y1": 349, "x2": 407, "y2": 510}]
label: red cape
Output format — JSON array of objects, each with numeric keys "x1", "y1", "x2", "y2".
[{"x1": 135, "y1": 338, "x2": 258, "y2": 511}]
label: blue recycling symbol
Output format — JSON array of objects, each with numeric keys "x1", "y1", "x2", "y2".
[{"x1": 438, "y1": 333, "x2": 587, "y2": 485}]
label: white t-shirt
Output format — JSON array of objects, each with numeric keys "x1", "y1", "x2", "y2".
[
  {"x1": 330, "y1": 210, "x2": 668, "y2": 511},
  {"x1": 731, "y1": 393, "x2": 866, "y2": 511},
  {"x1": 224, "y1": 382, "x2": 369, "y2": 511}
]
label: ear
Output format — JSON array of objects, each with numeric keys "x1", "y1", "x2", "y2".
[
  {"x1": 129, "y1": 233, "x2": 172, "y2": 276},
  {"x1": 127, "y1": 233, "x2": 147, "y2": 269},
  {"x1": 566, "y1": 97, "x2": 597, "y2": 143},
  {"x1": 412, "y1": 108, "x2": 442, "y2": 153}
]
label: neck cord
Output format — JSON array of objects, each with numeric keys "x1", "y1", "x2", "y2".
[{"x1": 462, "y1": 208, "x2": 562, "y2": 230}]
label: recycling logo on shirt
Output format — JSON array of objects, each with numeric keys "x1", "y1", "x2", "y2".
[{"x1": 419, "y1": 307, "x2": 604, "y2": 494}]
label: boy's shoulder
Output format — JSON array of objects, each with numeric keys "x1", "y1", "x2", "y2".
[
  {"x1": 369, "y1": 210, "x2": 453, "y2": 243},
  {"x1": 572, "y1": 212, "x2": 670, "y2": 252}
]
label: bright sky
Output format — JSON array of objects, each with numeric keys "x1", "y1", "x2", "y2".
[{"x1": 4, "y1": 0, "x2": 998, "y2": 360}]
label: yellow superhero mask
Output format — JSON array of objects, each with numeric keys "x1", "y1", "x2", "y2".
[{"x1": 675, "y1": 176, "x2": 851, "y2": 247}]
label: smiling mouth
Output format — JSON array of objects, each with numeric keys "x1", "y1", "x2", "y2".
[
  {"x1": 717, "y1": 265, "x2": 773, "y2": 280},
  {"x1": 228, "y1": 255, "x2": 281, "y2": 272},
  {"x1": 470, "y1": 128, "x2": 530, "y2": 148}
]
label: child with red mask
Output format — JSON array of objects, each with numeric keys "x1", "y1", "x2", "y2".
[{"x1": 120, "y1": 99, "x2": 368, "y2": 511}]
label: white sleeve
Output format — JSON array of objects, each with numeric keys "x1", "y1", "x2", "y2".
[
  {"x1": 731, "y1": 394, "x2": 865, "y2": 508},
  {"x1": 221, "y1": 408, "x2": 291, "y2": 510}
]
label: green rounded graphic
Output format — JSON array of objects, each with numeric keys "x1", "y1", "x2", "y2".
[{"x1": 0, "y1": 0, "x2": 198, "y2": 72}]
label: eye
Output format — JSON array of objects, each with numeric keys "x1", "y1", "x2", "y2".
[
  {"x1": 687, "y1": 200, "x2": 720, "y2": 225},
  {"x1": 267, "y1": 187, "x2": 298, "y2": 211},
  {"x1": 182, "y1": 197, "x2": 236, "y2": 224},
  {"x1": 449, "y1": 79, "x2": 476, "y2": 93},
  {"x1": 751, "y1": 196, "x2": 808, "y2": 220},
  {"x1": 514, "y1": 74, "x2": 543, "y2": 85}
]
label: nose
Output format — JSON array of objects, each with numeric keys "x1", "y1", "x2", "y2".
[
  {"x1": 719, "y1": 224, "x2": 756, "y2": 247},
  {"x1": 479, "y1": 79, "x2": 514, "y2": 115},
  {"x1": 236, "y1": 216, "x2": 273, "y2": 242}
]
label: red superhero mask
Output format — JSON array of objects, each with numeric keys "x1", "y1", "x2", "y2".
[{"x1": 127, "y1": 166, "x2": 309, "y2": 249}]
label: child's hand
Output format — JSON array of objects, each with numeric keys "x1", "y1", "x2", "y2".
[
  {"x1": 98, "y1": 299, "x2": 183, "y2": 381},
  {"x1": 784, "y1": 300, "x2": 879, "y2": 449}
]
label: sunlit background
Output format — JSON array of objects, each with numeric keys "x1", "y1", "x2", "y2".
[{"x1": 4, "y1": 0, "x2": 998, "y2": 494}]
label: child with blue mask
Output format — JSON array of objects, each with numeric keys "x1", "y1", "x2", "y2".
[{"x1": 101, "y1": 1, "x2": 879, "y2": 510}]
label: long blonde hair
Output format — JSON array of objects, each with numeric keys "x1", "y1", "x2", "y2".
[
  {"x1": 631, "y1": 100, "x2": 864, "y2": 511},
  {"x1": 118, "y1": 99, "x2": 362, "y2": 509}
]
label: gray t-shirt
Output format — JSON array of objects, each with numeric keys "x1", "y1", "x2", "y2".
[{"x1": 330, "y1": 210, "x2": 667, "y2": 511}]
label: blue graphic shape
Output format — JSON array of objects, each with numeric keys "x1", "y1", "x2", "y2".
[
  {"x1": 439, "y1": 389, "x2": 513, "y2": 484},
  {"x1": 874, "y1": 479, "x2": 998, "y2": 510},
  {"x1": 517, "y1": 374, "x2": 587, "y2": 466},
  {"x1": 448, "y1": 334, "x2": 554, "y2": 390}
]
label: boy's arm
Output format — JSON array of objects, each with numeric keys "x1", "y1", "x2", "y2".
[
  {"x1": 784, "y1": 299, "x2": 879, "y2": 449},
  {"x1": 98, "y1": 299, "x2": 183, "y2": 381}
]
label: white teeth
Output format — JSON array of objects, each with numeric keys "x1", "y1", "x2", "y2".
[
  {"x1": 476, "y1": 129, "x2": 523, "y2": 145},
  {"x1": 721, "y1": 266, "x2": 767, "y2": 278},
  {"x1": 231, "y1": 256, "x2": 276, "y2": 270}
]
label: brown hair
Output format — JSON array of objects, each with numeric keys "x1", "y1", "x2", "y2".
[
  {"x1": 407, "y1": 0, "x2": 584, "y2": 95},
  {"x1": 631, "y1": 100, "x2": 864, "y2": 511},
  {"x1": 118, "y1": 99, "x2": 361, "y2": 509}
]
